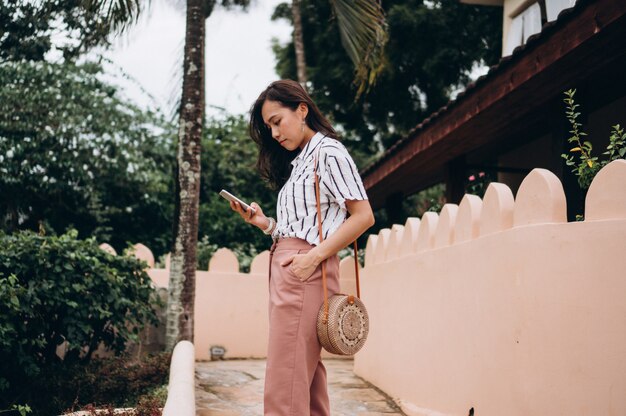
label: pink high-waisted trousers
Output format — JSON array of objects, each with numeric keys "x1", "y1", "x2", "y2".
[{"x1": 264, "y1": 237, "x2": 340, "y2": 416}]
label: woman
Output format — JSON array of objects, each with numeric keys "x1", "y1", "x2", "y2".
[{"x1": 229, "y1": 79, "x2": 375, "y2": 416}]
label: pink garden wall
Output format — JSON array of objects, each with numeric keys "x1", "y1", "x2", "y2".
[
  {"x1": 354, "y1": 160, "x2": 626, "y2": 416},
  {"x1": 138, "y1": 245, "x2": 358, "y2": 361},
  {"x1": 122, "y1": 160, "x2": 625, "y2": 415}
]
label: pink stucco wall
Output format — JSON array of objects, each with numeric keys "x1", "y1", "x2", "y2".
[
  {"x1": 133, "y1": 160, "x2": 625, "y2": 415},
  {"x1": 354, "y1": 161, "x2": 626, "y2": 416},
  {"x1": 147, "y1": 246, "x2": 358, "y2": 361}
]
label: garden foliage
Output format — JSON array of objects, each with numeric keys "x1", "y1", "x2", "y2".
[
  {"x1": 0, "y1": 229, "x2": 161, "y2": 411},
  {"x1": 561, "y1": 89, "x2": 626, "y2": 189},
  {"x1": 0, "y1": 58, "x2": 280, "y2": 265},
  {"x1": 0, "y1": 59, "x2": 176, "y2": 255},
  {"x1": 58, "y1": 352, "x2": 170, "y2": 415},
  {"x1": 0, "y1": 0, "x2": 114, "y2": 62}
]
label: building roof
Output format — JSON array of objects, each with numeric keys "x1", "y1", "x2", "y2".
[{"x1": 360, "y1": 0, "x2": 626, "y2": 209}]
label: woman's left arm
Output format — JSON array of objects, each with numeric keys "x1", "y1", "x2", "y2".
[{"x1": 281, "y1": 199, "x2": 375, "y2": 280}]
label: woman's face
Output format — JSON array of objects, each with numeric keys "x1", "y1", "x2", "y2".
[{"x1": 261, "y1": 100, "x2": 311, "y2": 151}]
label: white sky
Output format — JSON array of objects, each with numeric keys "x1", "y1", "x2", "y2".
[{"x1": 105, "y1": 0, "x2": 292, "y2": 118}]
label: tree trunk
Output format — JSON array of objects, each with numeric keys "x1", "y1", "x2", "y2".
[
  {"x1": 291, "y1": 0, "x2": 307, "y2": 88},
  {"x1": 166, "y1": 0, "x2": 205, "y2": 350}
]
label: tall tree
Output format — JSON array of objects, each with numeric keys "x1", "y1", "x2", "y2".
[
  {"x1": 166, "y1": 0, "x2": 206, "y2": 349},
  {"x1": 291, "y1": 0, "x2": 308, "y2": 87},
  {"x1": 286, "y1": 0, "x2": 388, "y2": 96},
  {"x1": 165, "y1": 0, "x2": 250, "y2": 349}
]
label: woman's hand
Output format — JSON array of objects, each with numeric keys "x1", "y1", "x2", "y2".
[
  {"x1": 229, "y1": 200, "x2": 267, "y2": 230},
  {"x1": 280, "y1": 251, "x2": 320, "y2": 282}
]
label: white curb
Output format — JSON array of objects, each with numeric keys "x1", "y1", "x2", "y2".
[{"x1": 162, "y1": 340, "x2": 195, "y2": 416}]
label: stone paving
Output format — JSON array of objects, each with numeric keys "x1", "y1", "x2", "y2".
[{"x1": 196, "y1": 358, "x2": 405, "y2": 416}]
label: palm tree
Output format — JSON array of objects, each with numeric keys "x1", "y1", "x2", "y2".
[
  {"x1": 86, "y1": 0, "x2": 201, "y2": 350},
  {"x1": 291, "y1": 0, "x2": 308, "y2": 87},
  {"x1": 85, "y1": 0, "x2": 249, "y2": 349},
  {"x1": 292, "y1": 0, "x2": 388, "y2": 97},
  {"x1": 163, "y1": 0, "x2": 206, "y2": 350}
]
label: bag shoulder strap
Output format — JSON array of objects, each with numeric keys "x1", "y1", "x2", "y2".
[{"x1": 313, "y1": 143, "x2": 361, "y2": 325}]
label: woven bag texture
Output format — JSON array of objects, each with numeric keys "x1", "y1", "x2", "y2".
[{"x1": 317, "y1": 294, "x2": 369, "y2": 355}]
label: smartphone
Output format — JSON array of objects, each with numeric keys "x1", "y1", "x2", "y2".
[{"x1": 219, "y1": 189, "x2": 256, "y2": 214}]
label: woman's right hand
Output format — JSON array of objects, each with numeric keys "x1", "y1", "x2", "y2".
[{"x1": 229, "y1": 200, "x2": 267, "y2": 230}]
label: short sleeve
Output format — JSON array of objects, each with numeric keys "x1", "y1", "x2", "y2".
[{"x1": 318, "y1": 142, "x2": 368, "y2": 210}]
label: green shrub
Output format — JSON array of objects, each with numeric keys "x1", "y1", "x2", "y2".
[
  {"x1": 76, "y1": 396, "x2": 163, "y2": 416},
  {"x1": 0, "y1": 229, "x2": 161, "y2": 412},
  {"x1": 57, "y1": 352, "x2": 171, "y2": 414},
  {"x1": 0, "y1": 352, "x2": 170, "y2": 415},
  {"x1": 561, "y1": 89, "x2": 626, "y2": 190}
]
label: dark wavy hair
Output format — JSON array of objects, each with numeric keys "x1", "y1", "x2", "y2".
[{"x1": 249, "y1": 79, "x2": 338, "y2": 190}]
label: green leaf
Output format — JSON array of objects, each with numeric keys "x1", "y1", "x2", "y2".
[{"x1": 329, "y1": 0, "x2": 389, "y2": 97}]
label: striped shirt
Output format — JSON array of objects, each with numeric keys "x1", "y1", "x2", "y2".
[{"x1": 271, "y1": 131, "x2": 368, "y2": 246}]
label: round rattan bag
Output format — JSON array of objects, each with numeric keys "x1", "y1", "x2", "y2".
[
  {"x1": 317, "y1": 293, "x2": 369, "y2": 355},
  {"x1": 313, "y1": 144, "x2": 369, "y2": 355}
]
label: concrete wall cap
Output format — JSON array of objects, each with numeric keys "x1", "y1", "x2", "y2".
[
  {"x1": 250, "y1": 250, "x2": 270, "y2": 274},
  {"x1": 586, "y1": 159, "x2": 626, "y2": 221},
  {"x1": 364, "y1": 234, "x2": 379, "y2": 268},
  {"x1": 373, "y1": 228, "x2": 392, "y2": 265},
  {"x1": 386, "y1": 224, "x2": 405, "y2": 262},
  {"x1": 416, "y1": 212, "x2": 439, "y2": 253},
  {"x1": 208, "y1": 248, "x2": 239, "y2": 272},
  {"x1": 514, "y1": 168, "x2": 566, "y2": 227},
  {"x1": 132, "y1": 243, "x2": 155, "y2": 268},
  {"x1": 399, "y1": 217, "x2": 421, "y2": 258},
  {"x1": 99, "y1": 243, "x2": 117, "y2": 256},
  {"x1": 455, "y1": 194, "x2": 483, "y2": 243},
  {"x1": 480, "y1": 182, "x2": 514, "y2": 236},
  {"x1": 434, "y1": 204, "x2": 459, "y2": 249},
  {"x1": 339, "y1": 255, "x2": 358, "y2": 282}
]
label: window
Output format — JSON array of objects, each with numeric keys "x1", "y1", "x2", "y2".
[
  {"x1": 545, "y1": 0, "x2": 576, "y2": 22},
  {"x1": 504, "y1": 2, "x2": 542, "y2": 55},
  {"x1": 503, "y1": 0, "x2": 578, "y2": 56},
  {"x1": 504, "y1": 13, "x2": 524, "y2": 56},
  {"x1": 522, "y1": 2, "x2": 542, "y2": 43}
]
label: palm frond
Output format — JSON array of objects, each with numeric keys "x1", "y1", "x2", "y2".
[
  {"x1": 329, "y1": 0, "x2": 388, "y2": 99},
  {"x1": 84, "y1": 0, "x2": 147, "y2": 35}
]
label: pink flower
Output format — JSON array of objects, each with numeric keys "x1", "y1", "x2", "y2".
[
  {"x1": 479, "y1": 172, "x2": 485, "y2": 178},
  {"x1": 468, "y1": 175, "x2": 476, "y2": 181}
]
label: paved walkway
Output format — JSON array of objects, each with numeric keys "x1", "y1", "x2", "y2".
[{"x1": 196, "y1": 358, "x2": 405, "y2": 416}]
